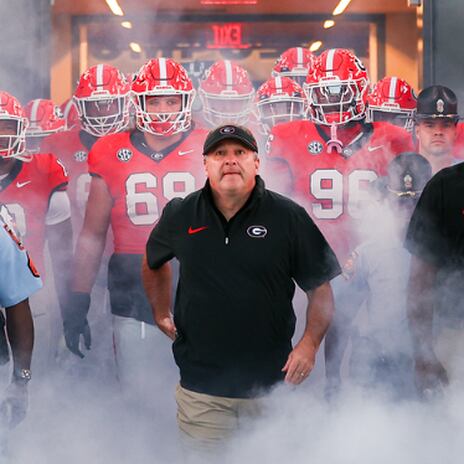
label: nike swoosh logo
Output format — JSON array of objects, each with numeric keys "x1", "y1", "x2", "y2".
[
  {"x1": 16, "y1": 181, "x2": 31, "y2": 188},
  {"x1": 367, "y1": 145, "x2": 383, "y2": 152},
  {"x1": 188, "y1": 226, "x2": 208, "y2": 235},
  {"x1": 178, "y1": 149, "x2": 194, "y2": 156}
]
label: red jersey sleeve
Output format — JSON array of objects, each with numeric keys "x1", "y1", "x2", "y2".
[
  {"x1": 377, "y1": 123, "x2": 414, "y2": 155},
  {"x1": 36, "y1": 153, "x2": 69, "y2": 193}
]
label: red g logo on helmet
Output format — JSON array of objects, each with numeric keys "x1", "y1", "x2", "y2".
[
  {"x1": 304, "y1": 48, "x2": 370, "y2": 126},
  {"x1": 131, "y1": 58, "x2": 195, "y2": 137}
]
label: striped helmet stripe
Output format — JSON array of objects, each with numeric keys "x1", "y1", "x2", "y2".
[
  {"x1": 275, "y1": 75, "x2": 283, "y2": 92},
  {"x1": 96, "y1": 64, "x2": 104, "y2": 87},
  {"x1": 159, "y1": 57, "x2": 167, "y2": 82},
  {"x1": 389, "y1": 77, "x2": 398, "y2": 103},
  {"x1": 30, "y1": 99, "x2": 41, "y2": 123},
  {"x1": 296, "y1": 47, "x2": 304, "y2": 67},
  {"x1": 224, "y1": 60, "x2": 233, "y2": 89},
  {"x1": 325, "y1": 49, "x2": 336, "y2": 77}
]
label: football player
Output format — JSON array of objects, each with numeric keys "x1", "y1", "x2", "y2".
[
  {"x1": 254, "y1": 76, "x2": 306, "y2": 136},
  {"x1": 272, "y1": 46, "x2": 316, "y2": 87},
  {"x1": 66, "y1": 58, "x2": 207, "y2": 400},
  {"x1": 325, "y1": 153, "x2": 432, "y2": 399},
  {"x1": 24, "y1": 99, "x2": 66, "y2": 153},
  {"x1": 366, "y1": 76, "x2": 417, "y2": 132},
  {"x1": 41, "y1": 64, "x2": 131, "y2": 236},
  {"x1": 454, "y1": 122, "x2": 464, "y2": 159},
  {"x1": 266, "y1": 48, "x2": 414, "y2": 263},
  {"x1": 0, "y1": 91, "x2": 72, "y2": 373},
  {"x1": 198, "y1": 60, "x2": 255, "y2": 128}
]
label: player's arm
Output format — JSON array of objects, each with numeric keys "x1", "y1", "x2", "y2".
[
  {"x1": 72, "y1": 175, "x2": 112, "y2": 292},
  {"x1": 142, "y1": 199, "x2": 178, "y2": 340},
  {"x1": 64, "y1": 176, "x2": 112, "y2": 358},
  {"x1": 5, "y1": 299, "x2": 34, "y2": 379},
  {"x1": 45, "y1": 191, "x2": 73, "y2": 314},
  {"x1": 407, "y1": 255, "x2": 448, "y2": 396},
  {"x1": 141, "y1": 257, "x2": 175, "y2": 340},
  {"x1": 282, "y1": 281, "x2": 335, "y2": 385},
  {"x1": 1, "y1": 299, "x2": 34, "y2": 430}
]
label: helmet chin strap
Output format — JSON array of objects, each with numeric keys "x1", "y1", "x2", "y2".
[{"x1": 327, "y1": 124, "x2": 343, "y2": 153}]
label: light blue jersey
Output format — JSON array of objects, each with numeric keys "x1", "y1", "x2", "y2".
[{"x1": 0, "y1": 206, "x2": 42, "y2": 308}]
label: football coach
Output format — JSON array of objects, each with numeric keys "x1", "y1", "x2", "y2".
[{"x1": 142, "y1": 124, "x2": 341, "y2": 450}]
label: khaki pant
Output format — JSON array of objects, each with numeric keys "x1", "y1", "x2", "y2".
[
  {"x1": 175, "y1": 384, "x2": 264, "y2": 461},
  {"x1": 435, "y1": 325, "x2": 464, "y2": 384}
]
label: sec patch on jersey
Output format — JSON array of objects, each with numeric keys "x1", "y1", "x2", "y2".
[{"x1": 117, "y1": 148, "x2": 133, "y2": 162}]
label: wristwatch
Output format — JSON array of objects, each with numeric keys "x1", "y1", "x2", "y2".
[{"x1": 13, "y1": 368, "x2": 32, "y2": 384}]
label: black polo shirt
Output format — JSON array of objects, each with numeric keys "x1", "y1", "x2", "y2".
[
  {"x1": 146, "y1": 176, "x2": 341, "y2": 398},
  {"x1": 405, "y1": 162, "x2": 464, "y2": 320}
]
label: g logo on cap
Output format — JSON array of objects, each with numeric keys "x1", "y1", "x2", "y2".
[
  {"x1": 247, "y1": 225, "x2": 267, "y2": 238},
  {"x1": 220, "y1": 126, "x2": 236, "y2": 135}
]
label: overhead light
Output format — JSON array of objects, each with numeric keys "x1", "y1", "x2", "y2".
[
  {"x1": 130, "y1": 42, "x2": 142, "y2": 53},
  {"x1": 105, "y1": 0, "x2": 124, "y2": 16},
  {"x1": 332, "y1": 0, "x2": 352, "y2": 16},
  {"x1": 323, "y1": 20, "x2": 336, "y2": 29},
  {"x1": 121, "y1": 21, "x2": 132, "y2": 29},
  {"x1": 309, "y1": 41, "x2": 323, "y2": 52}
]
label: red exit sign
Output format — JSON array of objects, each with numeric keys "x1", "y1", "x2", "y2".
[{"x1": 207, "y1": 23, "x2": 251, "y2": 49}]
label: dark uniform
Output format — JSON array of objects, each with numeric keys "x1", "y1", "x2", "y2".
[
  {"x1": 405, "y1": 162, "x2": 464, "y2": 321},
  {"x1": 146, "y1": 175, "x2": 341, "y2": 398}
]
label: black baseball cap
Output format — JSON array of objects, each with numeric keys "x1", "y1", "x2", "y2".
[
  {"x1": 415, "y1": 85, "x2": 459, "y2": 121},
  {"x1": 203, "y1": 124, "x2": 258, "y2": 155}
]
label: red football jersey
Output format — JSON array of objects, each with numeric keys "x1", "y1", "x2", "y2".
[
  {"x1": 88, "y1": 129, "x2": 207, "y2": 254},
  {"x1": 267, "y1": 120, "x2": 414, "y2": 261},
  {"x1": 453, "y1": 122, "x2": 464, "y2": 159},
  {"x1": 0, "y1": 154, "x2": 68, "y2": 273},
  {"x1": 41, "y1": 129, "x2": 95, "y2": 231}
]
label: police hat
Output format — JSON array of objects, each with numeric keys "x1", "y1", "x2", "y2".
[
  {"x1": 203, "y1": 125, "x2": 258, "y2": 156},
  {"x1": 386, "y1": 152, "x2": 432, "y2": 196},
  {"x1": 415, "y1": 85, "x2": 459, "y2": 121}
]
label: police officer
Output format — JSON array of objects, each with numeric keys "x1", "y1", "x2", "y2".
[
  {"x1": 0, "y1": 204, "x2": 41, "y2": 455},
  {"x1": 406, "y1": 147, "x2": 464, "y2": 397},
  {"x1": 415, "y1": 85, "x2": 460, "y2": 174},
  {"x1": 325, "y1": 153, "x2": 432, "y2": 400},
  {"x1": 142, "y1": 124, "x2": 341, "y2": 454}
]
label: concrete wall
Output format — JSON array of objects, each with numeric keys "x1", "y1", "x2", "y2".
[
  {"x1": 0, "y1": 0, "x2": 51, "y2": 103},
  {"x1": 423, "y1": 0, "x2": 464, "y2": 105}
]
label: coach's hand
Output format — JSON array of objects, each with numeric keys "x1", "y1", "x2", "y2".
[
  {"x1": 155, "y1": 315, "x2": 177, "y2": 340},
  {"x1": 282, "y1": 337, "x2": 317, "y2": 385},
  {"x1": 414, "y1": 356, "x2": 449, "y2": 400},
  {"x1": 63, "y1": 292, "x2": 91, "y2": 359}
]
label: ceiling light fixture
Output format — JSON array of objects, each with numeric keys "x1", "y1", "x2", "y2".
[
  {"x1": 309, "y1": 41, "x2": 323, "y2": 52},
  {"x1": 323, "y1": 20, "x2": 336, "y2": 29},
  {"x1": 332, "y1": 0, "x2": 352, "y2": 16},
  {"x1": 129, "y1": 42, "x2": 142, "y2": 53},
  {"x1": 105, "y1": 0, "x2": 124, "y2": 16}
]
